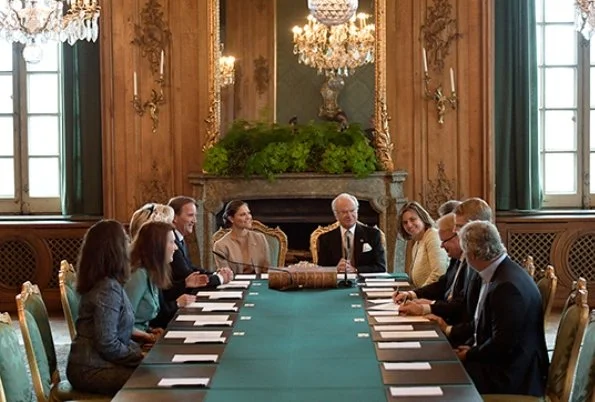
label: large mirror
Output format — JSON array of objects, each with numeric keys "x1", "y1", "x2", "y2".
[{"x1": 204, "y1": 0, "x2": 393, "y2": 171}]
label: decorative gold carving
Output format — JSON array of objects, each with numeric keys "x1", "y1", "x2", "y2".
[
  {"x1": 132, "y1": 0, "x2": 171, "y2": 76},
  {"x1": 421, "y1": 0, "x2": 462, "y2": 72},
  {"x1": 422, "y1": 161, "x2": 457, "y2": 218},
  {"x1": 132, "y1": 76, "x2": 165, "y2": 134},
  {"x1": 0, "y1": 312, "x2": 11, "y2": 325},
  {"x1": 18, "y1": 281, "x2": 40, "y2": 303},
  {"x1": 253, "y1": 55, "x2": 269, "y2": 96},
  {"x1": 203, "y1": 101, "x2": 220, "y2": 152},
  {"x1": 204, "y1": 0, "x2": 221, "y2": 151},
  {"x1": 139, "y1": 160, "x2": 170, "y2": 204}
]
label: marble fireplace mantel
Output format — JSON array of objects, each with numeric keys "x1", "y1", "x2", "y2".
[{"x1": 188, "y1": 171, "x2": 408, "y2": 272}]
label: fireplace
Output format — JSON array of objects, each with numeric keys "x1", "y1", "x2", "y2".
[{"x1": 189, "y1": 172, "x2": 407, "y2": 272}]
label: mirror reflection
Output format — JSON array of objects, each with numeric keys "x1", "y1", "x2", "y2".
[{"x1": 220, "y1": 0, "x2": 375, "y2": 133}]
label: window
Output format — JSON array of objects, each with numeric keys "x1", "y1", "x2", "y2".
[
  {"x1": 536, "y1": 0, "x2": 595, "y2": 208},
  {"x1": 0, "y1": 42, "x2": 63, "y2": 214}
]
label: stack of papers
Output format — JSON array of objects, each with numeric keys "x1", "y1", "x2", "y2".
[
  {"x1": 373, "y1": 325, "x2": 414, "y2": 331},
  {"x1": 377, "y1": 341, "x2": 421, "y2": 349},
  {"x1": 367, "y1": 298, "x2": 395, "y2": 304},
  {"x1": 217, "y1": 280, "x2": 251, "y2": 289},
  {"x1": 185, "y1": 302, "x2": 238, "y2": 312},
  {"x1": 373, "y1": 315, "x2": 430, "y2": 323},
  {"x1": 171, "y1": 354, "x2": 218, "y2": 363},
  {"x1": 379, "y1": 330, "x2": 438, "y2": 339},
  {"x1": 384, "y1": 362, "x2": 432, "y2": 370},
  {"x1": 196, "y1": 291, "x2": 243, "y2": 300},
  {"x1": 158, "y1": 378, "x2": 210, "y2": 387},
  {"x1": 363, "y1": 280, "x2": 410, "y2": 287},
  {"x1": 363, "y1": 291, "x2": 396, "y2": 298},
  {"x1": 367, "y1": 302, "x2": 399, "y2": 311},
  {"x1": 175, "y1": 314, "x2": 232, "y2": 326},
  {"x1": 389, "y1": 386, "x2": 443, "y2": 397},
  {"x1": 367, "y1": 311, "x2": 400, "y2": 316}
]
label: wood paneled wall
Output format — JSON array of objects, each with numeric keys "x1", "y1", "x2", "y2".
[{"x1": 100, "y1": 0, "x2": 494, "y2": 221}]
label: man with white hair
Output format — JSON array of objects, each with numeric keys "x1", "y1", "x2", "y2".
[
  {"x1": 455, "y1": 220, "x2": 548, "y2": 396},
  {"x1": 317, "y1": 193, "x2": 386, "y2": 273}
]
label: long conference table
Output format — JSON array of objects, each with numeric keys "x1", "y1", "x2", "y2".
[{"x1": 113, "y1": 273, "x2": 482, "y2": 401}]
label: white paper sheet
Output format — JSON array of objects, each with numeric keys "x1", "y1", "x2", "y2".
[
  {"x1": 373, "y1": 325, "x2": 414, "y2": 331},
  {"x1": 358, "y1": 272, "x2": 392, "y2": 278},
  {"x1": 362, "y1": 287, "x2": 393, "y2": 293},
  {"x1": 377, "y1": 341, "x2": 421, "y2": 349},
  {"x1": 367, "y1": 311, "x2": 399, "y2": 316},
  {"x1": 364, "y1": 281, "x2": 410, "y2": 287},
  {"x1": 171, "y1": 354, "x2": 219, "y2": 363},
  {"x1": 362, "y1": 282, "x2": 400, "y2": 287},
  {"x1": 176, "y1": 315, "x2": 230, "y2": 322},
  {"x1": 158, "y1": 378, "x2": 210, "y2": 387},
  {"x1": 384, "y1": 362, "x2": 431, "y2": 370},
  {"x1": 366, "y1": 298, "x2": 395, "y2": 304},
  {"x1": 367, "y1": 302, "x2": 399, "y2": 311},
  {"x1": 379, "y1": 330, "x2": 438, "y2": 339},
  {"x1": 194, "y1": 320, "x2": 232, "y2": 327},
  {"x1": 373, "y1": 315, "x2": 430, "y2": 323},
  {"x1": 185, "y1": 302, "x2": 238, "y2": 311},
  {"x1": 261, "y1": 273, "x2": 269, "y2": 279},
  {"x1": 364, "y1": 278, "x2": 397, "y2": 282},
  {"x1": 235, "y1": 274, "x2": 257, "y2": 280},
  {"x1": 389, "y1": 386, "x2": 443, "y2": 397},
  {"x1": 217, "y1": 281, "x2": 251, "y2": 289},
  {"x1": 196, "y1": 291, "x2": 243, "y2": 300},
  {"x1": 365, "y1": 291, "x2": 396, "y2": 298},
  {"x1": 183, "y1": 337, "x2": 226, "y2": 344},
  {"x1": 165, "y1": 330, "x2": 223, "y2": 339}
]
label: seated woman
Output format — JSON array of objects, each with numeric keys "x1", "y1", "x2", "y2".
[
  {"x1": 213, "y1": 200, "x2": 270, "y2": 273},
  {"x1": 125, "y1": 221, "x2": 192, "y2": 348},
  {"x1": 129, "y1": 203, "x2": 175, "y2": 239},
  {"x1": 67, "y1": 220, "x2": 143, "y2": 396},
  {"x1": 397, "y1": 201, "x2": 448, "y2": 287}
]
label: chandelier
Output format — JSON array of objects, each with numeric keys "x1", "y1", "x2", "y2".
[
  {"x1": 219, "y1": 54, "x2": 235, "y2": 88},
  {"x1": 292, "y1": 12, "x2": 375, "y2": 77},
  {"x1": 576, "y1": 0, "x2": 595, "y2": 39},
  {"x1": 308, "y1": 0, "x2": 358, "y2": 26},
  {"x1": 0, "y1": 0, "x2": 100, "y2": 63}
]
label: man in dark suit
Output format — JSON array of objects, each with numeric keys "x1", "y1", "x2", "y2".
[
  {"x1": 317, "y1": 193, "x2": 386, "y2": 273},
  {"x1": 151, "y1": 195, "x2": 233, "y2": 328},
  {"x1": 455, "y1": 220, "x2": 548, "y2": 396}
]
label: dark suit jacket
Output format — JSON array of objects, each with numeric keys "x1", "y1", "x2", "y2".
[
  {"x1": 448, "y1": 265, "x2": 482, "y2": 346},
  {"x1": 415, "y1": 258, "x2": 467, "y2": 323},
  {"x1": 464, "y1": 256, "x2": 549, "y2": 397},
  {"x1": 317, "y1": 223, "x2": 386, "y2": 273},
  {"x1": 150, "y1": 233, "x2": 221, "y2": 328}
]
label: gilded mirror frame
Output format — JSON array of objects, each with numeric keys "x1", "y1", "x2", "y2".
[{"x1": 203, "y1": 0, "x2": 394, "y2": 172}]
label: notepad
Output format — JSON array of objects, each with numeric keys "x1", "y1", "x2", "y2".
[
  {"x1": 158, "y1": 378, "x2": 209, "y2": 387},
  {"x1": 165, "y1": 330, "x2": 223, "y2": 339},
  {"x1": 185, "y1": 302, "x2": 238, "y2": 312},
  {"x1": 389, "y1": 386, "x2": 443, "y2": 397},
  {"x1": 373, "y1": 325, "x2": 414, "y2": 331},
  {"x1": 196, "y1": 291, "x2": 243, "y2": 300},
  {"x1": 171, "y1": 354, "x2": 218, "y2": 363},
  {"x1": 183, "y1": 337, "x2": 226, "y2": 344},
  {"x1": 176, "y1": 315, "x2": 229, "y2": 322},
  {"x1": 384, "y1": 362, "x2": 431, "y2": 370},
  {"x1": 377, "y1": 341, "x2": 421, "y2": 349},
  {"x1": 380, "y1": 330, "x2": 438, "y2": 339},
  {"x1": 217, "y1": 281, "x2": 251, "y2": 289},
  {"x1": 235, "y1": 274, "x2": 257, "y2": 280},
  {"x1": 374, "y1": 315, "x2": 430, "y2": 323}
]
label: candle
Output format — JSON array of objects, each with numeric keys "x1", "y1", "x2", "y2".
[
  {"x1": 133, "y1": 71, "x2": 138, "y2": 96},
  {"x1": 450, "y1": 68, "x2": 455, "y2": 93},
  {"x1": 160, "y1": 50, "x2": 164, "y2": 76},
  {"x1": 422, "y1": 48, "x2": 428, "y2": 73}
]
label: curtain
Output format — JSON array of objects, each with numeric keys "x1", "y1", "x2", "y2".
[
  {"x1": 61, "y1": 41, "x2": 103, "y2": 216},
  {"x1": 494, "y1": 0, "x2": 542, "y2": 211}
]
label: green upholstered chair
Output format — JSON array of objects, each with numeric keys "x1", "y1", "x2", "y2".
[
  {"x1": 213, "y1": 220, "x2": 288, "y2": 267},
  {"x1": 58, "y1": 260, "x2": 79, "y2": 341},
  {"x1": 483, "y1": 288, "x2": 590, "y2": 402},
  {"x1": 0, "y1": 312, "x2": 33, "y2": 402},
  {"x1": 16, "y1": 282, "x2": 109, "y2": 402},
  {"x1": 570, "y1": 309, "x2": 595, "y2": 402},
  {"x1": 536, "y1": 265, "x2": 558, "y2": 326}
]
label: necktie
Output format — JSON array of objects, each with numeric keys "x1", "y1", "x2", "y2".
[
  {"x1": 344, "y1": 231, "x2": 352, "y2": 263},
  {"x1": 445, "y1": 259, "x2": 462, "y2": 301}
]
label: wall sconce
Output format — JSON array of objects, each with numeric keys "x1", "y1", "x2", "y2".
[
  {"x1": 423, "y1": 48, "x2": 457, "y2": 125},
  {"x1": 219, "y1": 54, "x2": 236, "y2": 87},
  {"x1": 132, "y1": 50, "x2": 166, "y2": 134}
]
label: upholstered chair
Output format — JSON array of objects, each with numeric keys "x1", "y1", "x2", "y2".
[
  {"x1": 0, "y1": 312, "x2": 33, "y2": 402},
  {"x1": 213, "y1": 220, "x2": 288, "y2": 267},
  {"x1": 483, "y1": 288, "x2": 590, "y2": 402},
  {"x1": 536, "y1": 265, "x2": 558, "y2": 326},
  {"x1": 569, "y1": 309, "x2": 595, "y2": 402},
  {"x1": 16, "y1": 282, "x2": 108, "y2": 402},
  {"x1": 58, "y1": 260, "x2": 79, "y2": 341}
]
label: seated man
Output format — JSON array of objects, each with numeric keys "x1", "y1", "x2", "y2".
[
  {"x1": 393, "y1": 213, "x2": 467, "y2": 324},
  {"x1": 455, "y1": 221, "x2": 548, "y2": 396},
  {"x1": 151, "y1": 196, "x2": 233, "y2": 328},
  {"x1": 317, "y1": 193, "x2": 386, "y2": 274}
]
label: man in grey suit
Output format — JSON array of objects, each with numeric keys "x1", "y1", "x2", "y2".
[{"x1": 317, "y1": 193, "x2": 386, "y2": 273}]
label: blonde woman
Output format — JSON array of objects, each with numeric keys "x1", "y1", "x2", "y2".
[
  {"x1": 397, "y1": 201, "x2": 448, "y2": 287},
  {"x1": 129, "y1": 203, "x2": 175, "y2": 239}
]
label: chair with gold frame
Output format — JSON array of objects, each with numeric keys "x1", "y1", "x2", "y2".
[
  {"x1": 213, "y1": 220, "x2": 288, "y2": 268},
  {"x1": 536, "y1": 265, "x2": 558, "y2": 326},
  {"x1": 569, "y1": 309, "x2": 595, "y2": 402},
  {"x1": 310, "y1": 221, "x2": 386, "y2": 265},
  {"x1": 0, "y1": 312, "x2": 33, "y2": 402},
  {"x1": 58, "y1": 260, "x2": 79, "y2": 341},
  {"x1": 523, "y1": 255, "x2": 536, "y2": 278},
  {"x1": 16, "y1": 282, "x2": 109, "y2": 401},
  {"x1": 483, "y1": 287, "x2": 590, "y2": 402}
]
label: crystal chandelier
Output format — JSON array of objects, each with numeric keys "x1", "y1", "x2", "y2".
[
  {"x1": 576, "y1": 0, "x2": 595, "y2": 39},
  {"x1": 219, "y1": 54, "x2": 235, "y2": 87},
  {"x1": 308, "y1": 0, "x2": 358, "y2": 26},
  {"x1": 292, "y1": 12, "x2": 375, "y2": 77},
  {"x1": 0, "y1": 0, "x2": 100, "y2": 63}
]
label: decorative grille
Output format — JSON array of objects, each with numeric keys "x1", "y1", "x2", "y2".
[
  {"x1": 567, "y1": 234, "x2": 595, "y2": 282},
  {"x1": 0, "y1": 240, "x2": 37, "y2": 288},
  {"x1": 47, "y1": 238, "x2": 83, "y2": 288},
  {"x1": 507, "y1": 232, "x2": 557, "y2": 272}
]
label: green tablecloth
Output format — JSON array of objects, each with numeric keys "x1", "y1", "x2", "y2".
[{"x1": 205, "y1": 282, "x2": 387, "y2": 402}]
